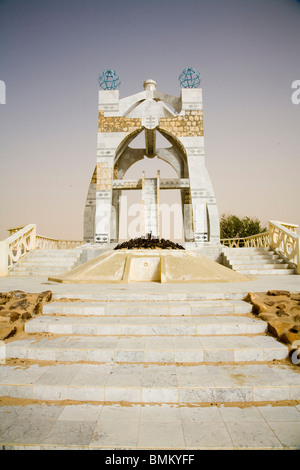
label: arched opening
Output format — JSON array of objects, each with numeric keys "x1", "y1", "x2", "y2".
[
  {"x1": 115, "y1": 129, "x2": 185, "y2": 242},
  {"x1": 118, "y1": 157, "x2": 184, "y2": 241}
]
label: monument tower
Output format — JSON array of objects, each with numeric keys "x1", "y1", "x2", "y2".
[{"x1": 83, "y1": 68, "x2": 220, "y2": 250}]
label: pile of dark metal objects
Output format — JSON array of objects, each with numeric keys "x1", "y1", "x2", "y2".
[{"x1": 114, "y1": 233, "x2": 185, "y2": 250}]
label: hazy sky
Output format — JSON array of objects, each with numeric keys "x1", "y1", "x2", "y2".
[{"x1": 0, "y1": 0, "x2": 299, "y2": 241}]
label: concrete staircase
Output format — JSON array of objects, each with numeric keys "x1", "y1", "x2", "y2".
[
  {"x1": 1, "y1": 291, "x2": 298, "y2": 404},
  {"x1": 1, "y1": 289, "x2": 300, "y2": 448},
  {"x1": 9, "y1": 249, "x2": 82, "y2": 276},
  {"x1": 222, "y1": 247, "x2": 296, "y2": 275}
]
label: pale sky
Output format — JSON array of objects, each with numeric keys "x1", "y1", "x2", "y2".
[{"x1": 0, "y1": 0, "x2": 299, "y2": 241}]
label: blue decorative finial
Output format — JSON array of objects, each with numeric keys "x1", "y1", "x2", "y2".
[
  {"x1": 179, "y1": 67, "x2": 201, "y2": 88},
  {"x1": 98, "y1": 70, "x2": 121, "y2": 90}
]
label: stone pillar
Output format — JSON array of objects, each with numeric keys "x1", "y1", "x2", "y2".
[
  {"x1": 94, "y1": 161, "x2": 113, "y2": 243},
  {"x1": 157, "y1": 170, "x2": 160, "y2": 237},
  {"x1": 142, "y1": 173, "x2": 159, "y2": 237},
  {"x1": 181, "y1": 188, "x2": 194, "y2": 242},
  {"x1": 111, "y1": 189, "x2": 120, "y2": 242},
  {"x1": 83, "y1": 167, "x2": 97, "y2": 243}
]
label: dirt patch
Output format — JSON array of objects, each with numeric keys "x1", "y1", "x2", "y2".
[
  {"x1": 0, "y1": 290, "x2": 53, "y2": 342},
  {"x1": 245, "y1": 290, "x2": 300, "y2": 365},
  {"x1": 0, "y1": 395, "x2": 299, "y2": 409}
]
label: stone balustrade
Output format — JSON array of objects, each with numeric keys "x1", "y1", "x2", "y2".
[
  {"x1": 220, "y1": 220, "x2": 299, "y2": 274},
  {"x1": 269, "y1": 220, "x2": 300, "y2": 274},
  {"x1": 0, "y1": 225, "x2": 82, "y2": 276},
  {"x1": 36, "y1": 235, "x2": 82, "y2": 250},
  {"x1": 220, "y1": 231, "x2": 270, "y2": 248},
  {"x1": 0, "y1": 224, "x2": 36, "y2": 275}
]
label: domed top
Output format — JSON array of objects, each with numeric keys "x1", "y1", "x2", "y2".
[
  {"x1": 179, "y1": 67, "x2": 201, "y2": 88},
  {"x1": 98, "y1": 70, "x2": 121, "y2": 90},
  {"x1": 143, "y1": 79, "x2": 157, "y2": 91}
]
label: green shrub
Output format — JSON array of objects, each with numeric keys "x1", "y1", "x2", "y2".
[{"x1": 220, "y1": 214, "x2": 267, "y2": 240}]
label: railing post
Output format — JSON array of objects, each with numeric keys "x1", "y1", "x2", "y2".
[
  {"x1": 0, "y1": 241, "x2": 8, "y2": 276},
  {"x1": 296, "y1": 237, "x2": 300, "y2": 275},
  {"x1": 31, "y1": 225, "x2": 36, "y2": 250}
]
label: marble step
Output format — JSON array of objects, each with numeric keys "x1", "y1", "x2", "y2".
[
  {"x1": 229, "y1": 258, "x2": 283, "y2": 265},
  {"x1": 5, "y1": 334, "x2": 288, "y2": 363},
  {"x1": 232, "y1": 263, "x2": 289, "y2": 270},
  {"x1": 28, "y1": 250, "x2": 82, "y2": 258},
  {"x1": 225, "y1": 254, "x2": 281, "y2": 261},
  {"x1": 236, "y1": 269, "x2": 295, "y2": 275},
  {"x1": 52, "y1": 292, "x2": 247, "y2": 301},
  {"x1": 2, "y1": 402, "x2": 300, "y2": 450},
  {"x1": 9, "y1": 266, "x2": 73, "y2": 276},
  {"x1": 0, "y1": 362, "x2": 299, "y2": 404},
  {"x1": 12, "y1": 265, "x2": 74, "y2": 271},
  {"x1": 43, "y1": 300, "x2": 253, "y2": 316},
  {"x1": 20, "y1": 259, "x2": 78, "y2": 266},
  {"x1": 25, "y1": 315, "x2": 266, "y2": 336},
  {"x1": 222, "y1": 247, "x2": 277, "y2": 256}
]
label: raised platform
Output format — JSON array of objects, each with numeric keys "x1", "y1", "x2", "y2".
[{"x1": 49, "y1": 249, "x2": 254, "y2": 284}]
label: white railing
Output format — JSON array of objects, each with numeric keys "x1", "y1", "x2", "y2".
[
  {"x1": 220, "y1": 231, "x2": 270, "y2": 248},
  {"x1": 0, "y1": 225, "x2": 83, "y2": 276},
  {"x1": 0, "y1": 224, "x2": 36, "y2": 276},
  {"x1": 269, "y1": 220, "x2": 300, "y2": 274},
  {"x1": 221, "y1": 220, "x2": 299, "y2": 274},
  {"x1": 36, "y1": 235, "x2": 82, "y2": 250}
]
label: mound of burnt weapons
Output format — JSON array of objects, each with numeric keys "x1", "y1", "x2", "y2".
[{"x1": 114, "y1": 233, "x2": 185, "y2": 250}]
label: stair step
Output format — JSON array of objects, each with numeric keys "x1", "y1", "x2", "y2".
[
  {"x1": 29, "y1": 250, "x2": 82, "y2": 257},
  {"x1": 223, "y1": 248, "x2": 274, "y2": 254},
  {"x1": 20, "y1": 259, "x2": 78, "y2": 265},
  {"x1": 232, "y1": 263, "x2": 289, "y2": 270},
  {"x1": 237, "y1": 269, "x2": 295, "y2": 275},
  {"x1": 224, "y1": 253, "x2": 279, "y2": 258},
  {"x1": 43, "y1": 300, "x2": 253, "y2": 316},
  {"x1": 52, "y1": 292, "x2": 247, "y2": 301},
  {"x1": 25, "y1": 315, "x2": 267, "y2": 336},
  {"x1": 0, "y1": 362, "x2": 298, "y2": 403},
  {"x1": 9, "y1": 272, "x2": 70, "y2": 277},
  {"x1": 229, "y1": 257, "x2": 282, "y2": 264},
  {"x1": 10, "y1": 267, "x2": 72, "y2": 274},
  {"x1": 222, "y1": 246, "x2": 295, "y2": 276},
  {"x1": 6, "y1": 335, "x2": 288, "y2": 363}
]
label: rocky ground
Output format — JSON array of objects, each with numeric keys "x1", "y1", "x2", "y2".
[
  {"x1": 246, "y1": 290, "x2": 300, "y2": 365},
  {"x1": 0, "y1": 290, "x2": 52, "y2": 341}
]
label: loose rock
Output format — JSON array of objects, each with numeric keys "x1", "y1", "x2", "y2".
[
  {"x1": 245, "y1": 293, "x2": 266, "y2": 314},
  {"x1": 267, "y1": 290, "x2": 290, "y2": 297},
  {"x1": 268, "y1": 320, "x2": 292, "y2": 339}
]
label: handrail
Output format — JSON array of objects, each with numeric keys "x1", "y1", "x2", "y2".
[
  {"x1": 0, "y1": 225, "x2": 83, "y2": 276},
  {"x1": 220, "y1": 231, "x2": 270, "y2": 248},
  {"x1": 7, "y1": 226, "x2": 26, "y2": 236},
  {"x1": 273, "y1": 221, "x2": 298, "y2": 232},
  {"x1": 269, "y1": 220, "x2": 300, "y2": 273},
  {"x1": 0, "y1": 224, "x2": 36, "y2": 275},
  {"x1": 36, "y1": 235, "x2": 82, "y2": 250}
]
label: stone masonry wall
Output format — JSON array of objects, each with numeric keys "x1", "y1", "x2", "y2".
[
  {"x1": 98, "y1": 111, "x2": 142, "y2": 133},
  {"x1": 96, "y1": 162, "x2": 113, "y2": 191},
  {"x1": 159, "y1": 110, "x2": 204, "y2": 137}
]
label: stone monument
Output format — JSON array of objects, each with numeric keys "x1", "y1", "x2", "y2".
[
  {"x1": 83, "y1": 69, "x2": 220, "y2": 252},
  {"x1": 48, "y1": 69, "x2": 253, "y2": 283}
]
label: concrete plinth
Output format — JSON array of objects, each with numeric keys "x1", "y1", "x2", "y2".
[{"x1": 49, "y1": 250, "x2": 254, "y2": 284}]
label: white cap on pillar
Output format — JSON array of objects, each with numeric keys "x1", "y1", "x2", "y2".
[{"x1": 143, "y1": 79, "x2": 156, "y2": 91}]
